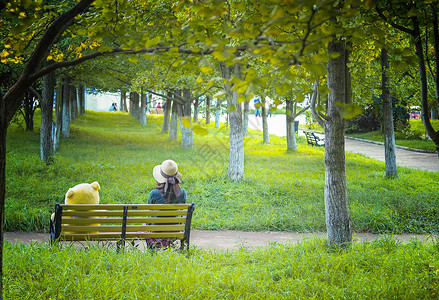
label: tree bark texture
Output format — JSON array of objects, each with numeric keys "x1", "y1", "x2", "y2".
[
  {"x1": 381, "y1": 49, "x2": 398, "y2": 178},
  {"x1": 181, "y1": 88, "x2": 193, "y2": 149},
  {"x1": 0, "y1": 96, "x2": 7, "y2": 298},
  {"x1": 62, "y1": 77, "x2": 71, "y2": 138},
  {"x1": 169, "y1": 100, "x2": 179, "y2": 141},
  {"x1": 215, "y1": 99, "x2": 221, "y2": 128},
  {"x1": 140, "y1": 91, "x2": 147, "y2": 125},
  {"x1": 221, "y1": 62, "x2": 245, "y2": 181},
  {"x1": 193, "y1": 97, "x2": 199, "y2": 123},
  {"x1": 70, "y1": 87, "x2": 77, "y2": 121},
  {"x1": 78, "y1": 86, "x2": 85, "y2": 115},
  {"x1": 130, "y1": 92, "x2": 140, "y2": 120},
  {"x1": 205, "y1": 95, "x2": 211, "y2": 125},
  {"x1": 243, "y1": 99, "x2": 249, "y2": 135},
  {"x1": 286, "y1": 98, "x2": 297, "y2": 151},
  {"x1": 40, "y1": 70, "x2": 55, "y2": 163},
  {"x1": 324, "y1": 41, "x2": 352, "y2": 247},
  {"x1": 161, "y1": 94, "x2": 172, "y2": 134},
  {"x1": 53, "y1": 77, "x2": 62, "y2": 151},
  {"x1": 120, "y1": 90, "x2": 127, "y2": 112}
]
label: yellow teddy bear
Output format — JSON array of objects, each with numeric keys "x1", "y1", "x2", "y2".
[
  {"x1": 51, "y1": 181, "x2": 100, "y2": 223},
  {"x1": 65, "y1": 181, "x2": 100, "y2": 205}
]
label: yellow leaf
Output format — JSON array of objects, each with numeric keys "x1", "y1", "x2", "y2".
[
  {"x1": 182, "y1": 117, "x2": 191, "y2": 128},
  {"x1": 192, "y1": 125, "x2": 209, "y2": 136},
  {"x1": 128, "y1": 56, "x2": 139, "y2": 63},
  {"x1": 196, "y1": 77, "x2": 203, "y2": 83}
]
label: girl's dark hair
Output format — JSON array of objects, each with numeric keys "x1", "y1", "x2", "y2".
[{"x1": 156, "y1": 183, "x2": 179, "y2": 203}]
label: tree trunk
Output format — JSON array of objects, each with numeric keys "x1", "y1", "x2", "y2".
[
  {"x1": 193, "y1": 97, "x2": 199, "y2": 123},
  {"x1": 205, "y1": 95, "x2": 211, "y2": 125},
  {"x1": 286, "y1": 98, "x2": 297, "y2": 151},
  {"x1": 0, "y1": 95, "x2": 7, "y2": 297},
  {"x1": 162, "y1": 93, "x2": 172, "y2": 134},
  {"x1": 70, "y1": 86, "x2": 77, "y2": 121},
  {"x1": 53, "y1": 76, "x2": 62, "y2": 151},
  {"x1": 181, "y1": 88, "x2": 193, "y2": 149},
  {"x1": 169, "y1": 99, "x2": 179, "y2": 141},
  {"x1": 243, "y1": 99, "x2": 249, "y2": 135},
  {"x1": 412, "y1": 17, "x2": 439, "y2": 152},
  {"x1": 62, "y1": 77, "x2": 71, "y2": 138},
  {"x1": 140, "y1": 90, "x2": 147, "y2": 125},
  {"x1": 40, "y1": 69, "x2": 55, "y2": 163},
  {"x1": 215, "y1": 99, "x2": 221, "y2": 128},
  {"x1": 324, "y1": 41, "x2": 352, "y2": 247},
  {"x1": 261, "y1": 98, "x2": 269, "y2": 143},
  {"x1": 120, "y1": 90, "x2": 126, "y2": 112},
  {"x1": 129, "y1": 92, "x2": 140, "y2": 119},
  {"x1": 381, "y1": 48, "x2": 398, "y2": 178},
  {"x1": 221, "y1": 62, "x2": 245, "y2": 181},
  {"x1": 78, "y1": 86, "x2": 85, "y2": 115}
]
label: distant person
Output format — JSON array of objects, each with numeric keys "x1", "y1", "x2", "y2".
[
  {"x1": 254, "y1": 98, "x2": 261, "y2": 117},
  {"x1": 156, "y1": 103, "x2": 162, "y2": 109},
  {"x1": 109, "y1": 103, "x2": 117, "y2": 111}
]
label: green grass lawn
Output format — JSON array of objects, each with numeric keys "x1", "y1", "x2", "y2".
[
  {"x1": 5, "y1": 110, "x2": 439, "y2": 234},
  {"x1": 347, "y1": 119, "x2": 439, "y2": 152},
  {"x1": 5, "y1": 237, "x2": 439, "y2": 298}
]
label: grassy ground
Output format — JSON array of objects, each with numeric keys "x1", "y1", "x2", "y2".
[
  {"x1": 4, "y1": 237, "x2": 439, "y2": 298},
  {"x1": 347, "y1": 120, "x2": 439, "y2": 152},
  {"x1": 5, "y1": 111, "x2": 439, "y2": 234}
]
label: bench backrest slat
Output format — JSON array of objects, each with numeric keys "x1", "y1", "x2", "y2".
[
  {"x1": 61, "y1": 217, "x2": 186, "y2": 225},
  {"x1": 61, "y1": 232, "x2": 185, "y2": 241},
  {"x1": 62, "y1": 224, "x2": 186, "y2": 232}
]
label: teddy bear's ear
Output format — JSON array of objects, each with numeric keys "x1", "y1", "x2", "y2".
[
  {"x1": 91, "y1": 181, "x2": 100, "y2": 191},
  {"x1": 66, "y1": 188, "x2": 74, "y2": 199}
]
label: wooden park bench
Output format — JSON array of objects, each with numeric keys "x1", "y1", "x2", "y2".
[
  {"x1": 50, "y1": 203, "x2": 195, "y2": 250},
  {"x1": 303, "y1": 131, "x2": 325, "y2": 147},
  {"x1": 149, "y1": 108, "x2": 164, "y2": 115}
]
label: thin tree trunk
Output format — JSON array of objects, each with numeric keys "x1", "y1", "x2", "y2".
[
  {"x1": 205, "y1": 95, "x2": 211, "y2": 125},
  {"x1": 120, "y1": 90, "x2": 126, "y2": 112},
  {"x1": 261, "y1": 98, "x2": 269, "y2": 143},
  {"x1": 243, "y1": 99, "x2": 249, "y2": 135},
  {"x1": 140, "y1": 90, "x2": 147, "y2": 125},
  {"x1": 381, "y1": 48, "x2": 398, "y2": 178},
  {"x1": 215, "y1": 99, "x2": 221, "y2": 128},
  {"x1": 193, "y1": 97, "x2": 199, "y2": 123},
  {"x1": 53, "y1": 77, "x2": 62, "y2": 151},
  {"x1": 221, "y1": 62, "x2": 244, "y2": 181},
  {"x1": 0, "y1": 95, "x2": 7, "y2": 297},
  {"x1": 162, "y1": 92, "x2": 172, "y2": 133},
  {"x1": 324, "y1": 41, "x2": 352, "y2": 247},
  {"x1": 286, "y1": 98, "x2": 297, "y2": 151},
  {"x1": 169, "y1": 99, "x2": 179, "y2": 141},
  {"x1": 181, "y1": 88, "x2": 193, "y2": 149},
  {"x1": 412, "y1": 17, "x2": 439, "y2": 152},
  {"x1": 70, "y1": 86, "x2": 77, "y2": 121},
  {"x1": 41, "y1": 69, "x2": 55, "y2": 163},
  {"x1": 78, "y1": 86, "x2": 85, "y2": 115},
  {"x1": 62, "y1": 77, "x2": 70, "y2": 138}
]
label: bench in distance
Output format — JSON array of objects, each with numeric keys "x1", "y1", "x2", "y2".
[{"x1": 303, "y1": 131, "x2": 325, "y2": 147}]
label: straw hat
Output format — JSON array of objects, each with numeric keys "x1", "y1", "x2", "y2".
[{"x1": 153, "y1": 160, "x2": 182, "y2": 183}]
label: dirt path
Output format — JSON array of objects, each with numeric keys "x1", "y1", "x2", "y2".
[{"x1": 5, "y1": 230, "x2": 433, "y2": 251}]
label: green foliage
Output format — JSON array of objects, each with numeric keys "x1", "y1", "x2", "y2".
[
  {"x1": 6, "y1": 111, "x2": 439, "y2": 234},
  {"x1": 4, "y1": 237, "x2": 439, "y2": 298}
]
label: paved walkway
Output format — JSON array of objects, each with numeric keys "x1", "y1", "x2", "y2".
[
  {"x1": 4, "y1": 231, "x2": 432, "y2": 251},
  {"x1": 248, "y1": 114, "x2": 439, "y2": 172}
]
